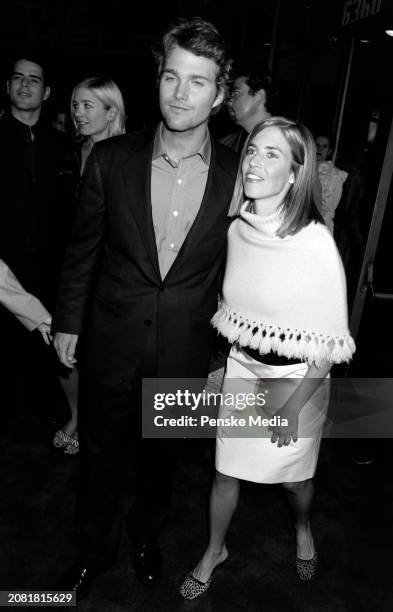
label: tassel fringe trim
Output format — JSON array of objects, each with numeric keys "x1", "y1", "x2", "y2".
[{"x1": 211, "y1": 304, "x2": 355, "y2": 367}]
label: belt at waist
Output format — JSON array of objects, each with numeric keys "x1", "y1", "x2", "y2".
[{"x1": 242, "y1": 346, "x2": 303, "y2": 366}]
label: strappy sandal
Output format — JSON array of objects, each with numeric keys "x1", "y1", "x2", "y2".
[
  {"x1": 64, "y1": 432, "x2": 79, "y2": 455},
  {"x1": 53, "y1": 429, "x2": 74, "y2": 449}
]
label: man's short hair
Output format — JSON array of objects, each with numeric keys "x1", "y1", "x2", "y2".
[
  {"x1": 234, "y1": 64, "x2": 277, "y2": 113},
  {"x1": 9, "y1": 50, "x2": 51, "y2": 85},
  {"x1": 153, "y1": 16, "x2": 232, "y2": 103}
]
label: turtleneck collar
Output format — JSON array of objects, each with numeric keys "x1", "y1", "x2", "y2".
[{"x1": 239, "y1": 200, "x2": 283, "y2": 238}]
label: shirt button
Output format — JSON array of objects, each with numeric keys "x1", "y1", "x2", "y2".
[
  {"x1": 144, "y1": 319, "x2": 152, "y2": 326},
  {"x1": 177, "y1": 179, "x2": 182, "y2": 185},
  {"x1": 169, "y1": 243, "x2": 175, "y2": 249},
  {"x1": 173, "y1": 210, "x2": 179, "y2": 217}
]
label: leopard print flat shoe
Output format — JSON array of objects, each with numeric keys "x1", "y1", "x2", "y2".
[
  {"x1": 296, "y1": 551, "x2": 318, "y2": 581},
  {"x1": 179, "y1": 557, "x2": 228, "y2": 600},
  {"x1": 179, "y1": 573, "x2": 212, "y2": 600}
]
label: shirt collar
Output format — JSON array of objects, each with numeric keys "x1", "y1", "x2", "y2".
[{"x1": 152, "y1": 122, "x2": 211, "y2": 167}]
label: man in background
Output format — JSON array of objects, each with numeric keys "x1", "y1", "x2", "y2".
[
  {"x1": 220, "y1": 66, "x2": 275, "y2": 152},
  {"x1": 0, "y1": 54, "x2": 72, "y2": 426}
]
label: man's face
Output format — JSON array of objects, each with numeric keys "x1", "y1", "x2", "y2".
[
  {"x1": 7, "y1": 59, "x2": 50, "y2": 113},
  {"x1": 159, "y1": 45, "x2": 223, "y2": 133},
  {"x1": 229, "y1": 76, "x2": 260, "y2": 128}
]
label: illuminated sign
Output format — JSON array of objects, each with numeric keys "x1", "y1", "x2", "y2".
[{"x1": 341, "y1": 0, "x2": 383, "y2": 26}]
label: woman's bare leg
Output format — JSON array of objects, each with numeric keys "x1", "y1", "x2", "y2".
[
  {"x1": 58, "y1": 368, "x2": 79, "y2": 435},
  {"x1": 282, "y1": 478, "x2": 315, "y2": 559},
  {"x1": 192, "y1": 470, "x2": 240, "y2": 582}
]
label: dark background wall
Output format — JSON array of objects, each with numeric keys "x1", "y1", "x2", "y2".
[{"x1": 0, "y1": 0, "x2": 391, "y2": 145}]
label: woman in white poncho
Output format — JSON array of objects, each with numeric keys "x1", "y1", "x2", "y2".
[{"x1": 180, "y1": 117, "x2": 355, "y2": 599}]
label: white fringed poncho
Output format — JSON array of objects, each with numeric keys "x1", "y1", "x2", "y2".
[{"x1": 212, "y1": 203, "x2": 356, "y2": 367}]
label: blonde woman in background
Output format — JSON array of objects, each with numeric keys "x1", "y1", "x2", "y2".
[{"x1": 53, "y1": 77, "x2": 126, "y2": 454}]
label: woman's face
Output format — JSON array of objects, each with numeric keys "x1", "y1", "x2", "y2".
[
  {"x1": 72, "y1": 87, "x2": 113, "y2": 142},
  {"x1": 242, "y1": 126, "x2": 294, "y2": 213},
  {"x1": 315, "y1": 136, "x2": 330, "y2": 161}
]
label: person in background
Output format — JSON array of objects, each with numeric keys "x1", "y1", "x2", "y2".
[
  {"x1": 53, "y1": 17, "x2": 237, "y2": 599},
  {"x1": 52, "y1": 107, "x2": 68, "y2": 134},
  {"x1": 221, "y1": 67, "x2": 322, "y2": 210},
  {"x1": 71, "y1": 77, "x2": 126, "y2": 174},
  {"x1": 0, "y1": 53, "x2": 74, "y2": 430},
  {"x1": 315, "y1": 133, "x2": 348, "y2": 234},
  {"x1": 52, "y1": 77, "x2": 126, "y2": 454},
  {"x1": 0, "y1": 259, "x2": 51, "y2": 344},
  {"x1": 220, "y1": 66, "x2": 275, "y2": 153},
  {"x1": 180, "y1": 117, "x2": 355, "y2": 600}
]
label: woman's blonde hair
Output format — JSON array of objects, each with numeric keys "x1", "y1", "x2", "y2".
[
  {"x1": 229, "y1": 116, "x2": 323, "y2": 237},
  {"x1": 71, "y1": 76, "x2": 126, "y2": 138}
]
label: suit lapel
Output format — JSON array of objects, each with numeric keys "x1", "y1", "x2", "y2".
[{"x1": 121, "y1": 136, "x2": 162, "y2": 282}]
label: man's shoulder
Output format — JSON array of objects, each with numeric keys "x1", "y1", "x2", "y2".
[
  {"x1": 94, "y1": 129, "x2": 154, "y2": 157},
  {"x1": 0, "y1": 114, "x2": 16, "y2": 136},
  {"x1": 218, "y1": 129, "x2": 245, "y2": 153},
  {"x1": 212, "y1": 136, "x2": 240, "y2": 176}
]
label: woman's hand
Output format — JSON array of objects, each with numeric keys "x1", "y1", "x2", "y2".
[
  {"x1": 37, "y1": 316, "x2": 52, "y2": 346},
  {"x1": 268, "y1": 358, "x2": 332, "y2": 448},
  {"x1": 269, "y1": 408, "x2": 298, "y2": 447}
]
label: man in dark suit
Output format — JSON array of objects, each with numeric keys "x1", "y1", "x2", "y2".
[
  {"x1": 53, "y1": 17, "x2": 238, "y2": 597},
  {"x1": 0, "y1": 54, "x2": 73, "y2": 426}
]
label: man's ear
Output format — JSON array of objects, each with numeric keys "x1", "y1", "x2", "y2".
[
  {"x1": 212, "y1": 88, "x2": 224, "y2": 109},
  {"x1": 43, "y1": 86, "x2": 51, "y2": 102},
  {"x1": 255, "y1": 88, "x2": 266, "y2": 108}
]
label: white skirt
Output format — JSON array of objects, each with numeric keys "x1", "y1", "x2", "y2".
[{"x1": 215, "y1": 346, "x2": 329, "y2": 483}]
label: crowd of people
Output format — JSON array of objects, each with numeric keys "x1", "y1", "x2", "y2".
[{"x1": 0, "y1": 16, "x2": 356, "y2": 602}]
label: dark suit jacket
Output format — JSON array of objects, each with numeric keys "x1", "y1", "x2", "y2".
[
  {"x1": 0, "y1": 114, "x2": 74, "y2": 307},
  {"x1": 219, "y1": 129, "x2": 247, "y2": 153},
  {"x1": 54, "y1": 129, "x2": 238, "y2": 394}
]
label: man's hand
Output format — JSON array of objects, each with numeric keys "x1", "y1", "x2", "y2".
[
  {"x1": 37, "y1": 316, "x2": 52, "y2": 346},
  {"x1": 54, "y1": 332, "x2": 79, "y2": 368}
]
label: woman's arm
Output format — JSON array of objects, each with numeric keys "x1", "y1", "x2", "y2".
[
  {"x1": 0, "y1": 259, "x2": 51, "y2": 333},
  {"x1": 269, "y1": 358, "x2": 332, "y2": 447}
]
